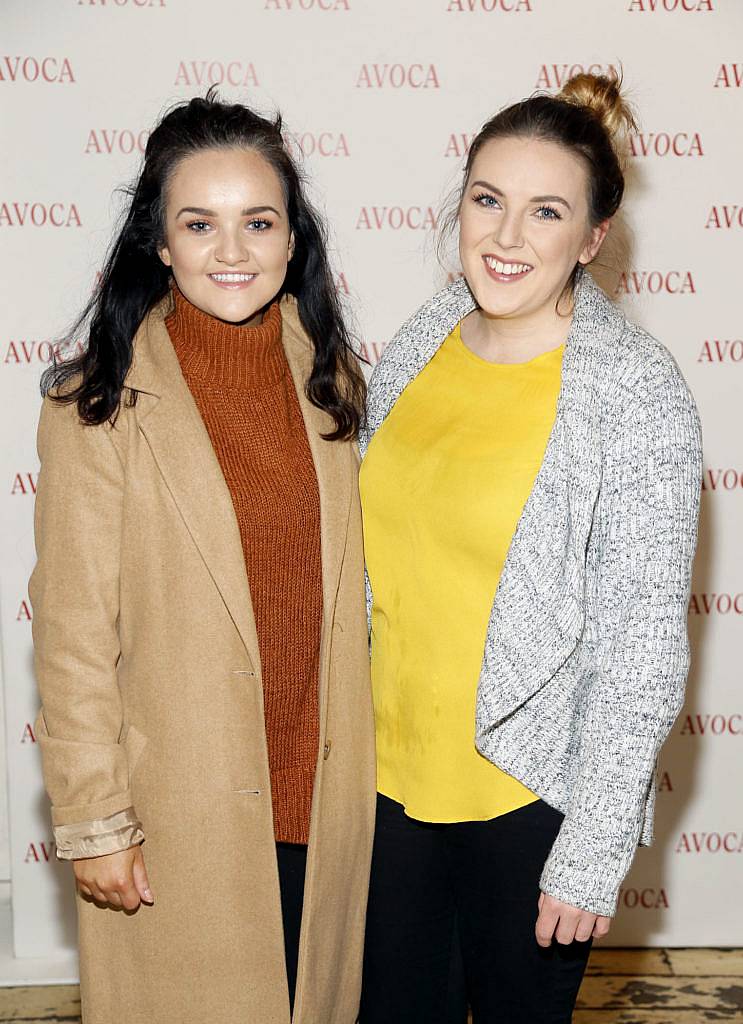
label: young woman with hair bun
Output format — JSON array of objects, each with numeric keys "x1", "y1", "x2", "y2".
[
  {"x1": 359, "y1": 74, "x2": 702, "y2": 1023},
  {"x1": 30, "y1": 90, "x2": 374, "y2": 1024}
]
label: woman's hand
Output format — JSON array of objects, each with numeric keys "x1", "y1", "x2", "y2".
[
  {"x1": 73, "y1": 845, "x2": 153, "y2": 911},
  {"x1": 535, "y1": 892, "x2": 610, "y2": 947}
]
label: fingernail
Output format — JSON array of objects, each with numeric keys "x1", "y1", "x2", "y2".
[{"x1": 144, "y1": 888, "x2": 154, "y2": 902}]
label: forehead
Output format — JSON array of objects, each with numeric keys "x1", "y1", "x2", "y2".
[
  {"x1": 468, "y1": 135, "x2": 589, "y2": 200},
  {"x1": 165, "y1": 147, "x2": 286, "y2": 207}
]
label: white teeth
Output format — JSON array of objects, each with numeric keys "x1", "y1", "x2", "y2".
[
  {"x1": 484, "y1": 257, "x2": 531, "y2": 275},
  {"x1": 210, "y1": 273, "x2": 255, "y2": 282}
]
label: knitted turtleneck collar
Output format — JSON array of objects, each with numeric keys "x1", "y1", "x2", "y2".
[{"x1": 165, "y1": 285, "x2": 285, "y2": 390}]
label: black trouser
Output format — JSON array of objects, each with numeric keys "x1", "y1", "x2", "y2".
[
  {"x1": 360, "y1": 795, "x2": 591, "y2": 1024},
  {"x1": 276, "y1": 841, "x2": 307, "y2": 1014}
]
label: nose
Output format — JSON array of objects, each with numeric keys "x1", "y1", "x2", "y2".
[
  {"x1": 214, "y1": 228, "x2": 249, "y2": 265},
  {"x1": 494, "y1": 210, "x2": 524, "y2": 251}
]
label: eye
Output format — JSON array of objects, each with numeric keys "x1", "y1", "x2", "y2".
[
  {"x1": 535, "y1": 205, "x2": 562, "y2": 221},
  {"x1": 185, "y1": 220, "x2": 211, "y2": 233},
  {"x1": 472, "y1": 192, "x2": 501, "y2": 209},
  {"x1": 246, "y1": 218, "x2": 272, "y2": 231}
]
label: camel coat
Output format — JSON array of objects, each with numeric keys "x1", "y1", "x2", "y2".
[{"x1": 29, "y1": 293, "x2": 376, "y2": 1024}]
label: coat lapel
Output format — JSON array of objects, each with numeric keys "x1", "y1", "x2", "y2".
[
  {"x1": 125, "y1": 297, "x2": 261, "y2": 667},
  {"x1": 279, "y1": 296, "x2": 353, "y2": 634},
  {"x1": 125, "y1": 294, "x2": 354, "y2": 676}
]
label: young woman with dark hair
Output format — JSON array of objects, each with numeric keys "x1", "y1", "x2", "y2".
[
  {"x1": 359, "y1": 74, "x2": 702, "y2": 1023},
  {"x1": 31, "y1": 91, "x2": 375, "y2": 1024}
]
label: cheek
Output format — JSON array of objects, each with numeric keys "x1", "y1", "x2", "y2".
[
  {"x1": 539, "y1": 231, "x2": 568, "y2": 264},
  {"x1": 262, "y1": 233, "x2": 291, "y2": 270},
  {"x1": 167, "y1": 233, "x2": 209, "y2": 272},
  {"x1": 535, "y1": 226, "x2": 581, "y2": 269},
  {"x1": 457, "y1": 213, "x2": 480, "y2": 263}
]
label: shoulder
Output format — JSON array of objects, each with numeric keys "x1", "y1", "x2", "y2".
[
  {"x1": 611, "y1": 320, "x2": 698, "y2": 426},
  {"x1": 38, "y1": 387, "x2": 131, "y2": 468},
  {"x1": 579, "y1": 273, "x2": 697, "y2": 418},
  {"x1": 596, "y1": 317, "x2": 701, "y2": 460},
  {"x1": 361, "y1": 279, "x2": 475, "y2": 449},
  {"x1": 399, "y1": 275, "x2": 475, "y2": 330},
  {"x1": 369, "y1": 278, "x2": 475, "y2": 390},
  {"x1": 44, "y1": 368, "x2": 83, "y2": 403},
  {"x1": 382, "y1": 277, "x2": 474, "y2": 358}
]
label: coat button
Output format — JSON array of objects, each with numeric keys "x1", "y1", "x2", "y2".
[{"x1": 323, "y1": 740, "x2": 332, "y2": 760}]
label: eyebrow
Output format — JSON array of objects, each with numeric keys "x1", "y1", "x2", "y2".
[
  {"x1": 470, "y1": 181, "x2": 572, "y2": 211},
  {"x1": 175, "y1": 205, "x2": 282, "y2": 219}
]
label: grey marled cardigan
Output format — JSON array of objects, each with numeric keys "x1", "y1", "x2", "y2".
[{"x1": 359, "y1": 270, "x2": 702, "y2": 917}]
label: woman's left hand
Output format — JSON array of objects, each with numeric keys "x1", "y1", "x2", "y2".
[{"x1": 535, "y1": 892, "x2": 611, "y2": 947}]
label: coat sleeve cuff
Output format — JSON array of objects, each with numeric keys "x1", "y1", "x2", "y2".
[{"x1": 54, "y1": 807, "x2": 144, "y2": 861}]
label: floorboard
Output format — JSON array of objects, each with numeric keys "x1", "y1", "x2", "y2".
[{"x1": 0, "y1": 949, "x2": 740, "y2": 1021}]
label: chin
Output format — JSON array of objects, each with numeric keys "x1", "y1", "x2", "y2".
[
  {"x1": 221, "y1": 309, "x2": 260, "y2": 325},
  {"x1": 471, "y1": 271, "x2": 548, "y2": 320},
  {"x1": 211, "y1": 299, "x2": 264, "y2": 324},
  {"x1": 469, "y1": 283, "x2": 520, "y2": 319}
]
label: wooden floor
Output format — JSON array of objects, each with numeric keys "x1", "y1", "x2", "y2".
[
  {"x1": 0, "y1": 949, "x2": 741, "y2": 1022},
  {"x1": 576, "y1": 948, "x2": 743, "y2": 1022}
]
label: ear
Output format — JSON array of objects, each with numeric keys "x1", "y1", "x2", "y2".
[
  {"x1": 578, "y1": 219, "x2": 610, "y2": 266},
  {"x1": 158, "y1": 245, "x2": 172, "y2": 268},
  {"x1": 288, "y1": 230, "x2": 295, "y2": 261}
]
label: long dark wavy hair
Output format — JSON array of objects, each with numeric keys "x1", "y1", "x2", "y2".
[{"x1": 43, "y1": 89, "x2": 365, "y2": 441}]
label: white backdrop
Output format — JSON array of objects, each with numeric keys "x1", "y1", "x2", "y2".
[{"x1": 1, "y1": 0, "x2": 741, "y2": 968}]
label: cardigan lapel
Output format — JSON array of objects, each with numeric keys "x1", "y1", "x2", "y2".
[
  {"x1": 480, "y1": 273, "x2": 626, "y2": 723},
  {"x1": 125, "y1": 296, "x2": 261, "y2": 668},
  {"x1": 362, "y1": 271, "x2": 626, "y2": 722},
  {"x1": 360, "y1": 277, "x2": 476, "y2": 457}
]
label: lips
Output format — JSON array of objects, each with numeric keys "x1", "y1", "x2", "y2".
[
  {"x1": 482, "y1": 255, "x2": 533, "y2": 283},
  {"x1": 208, "y1": 272, "x2": 257, "y2": 290}
]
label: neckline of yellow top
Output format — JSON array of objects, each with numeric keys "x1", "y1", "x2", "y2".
[{"x1": 453, "y1": 324, "x2": 565, "y2": 370}]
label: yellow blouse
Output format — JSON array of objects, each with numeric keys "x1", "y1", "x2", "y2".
[{"x1": 360, "y1": 322, "x2": 564, "y2": 822}]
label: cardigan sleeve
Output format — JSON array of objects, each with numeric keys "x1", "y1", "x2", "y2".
[
  {"x1": 539, "y1": 350, "x2": 702, "y2": 917},
  {"x1": 29, "y1": 397, "x2": 144, "y2": 860}
]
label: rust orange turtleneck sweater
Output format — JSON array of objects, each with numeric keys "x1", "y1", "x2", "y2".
[{"x1": 166, "y1": 287, "x2": 322, "y2": 845}]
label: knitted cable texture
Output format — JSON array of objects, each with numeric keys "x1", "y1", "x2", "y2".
[
  {"x1": 168, "y1": 289, "x2": 322, "y2": 845},
  {"x1": 360, "y1": 270, "x2": 702, "y2": 916}
]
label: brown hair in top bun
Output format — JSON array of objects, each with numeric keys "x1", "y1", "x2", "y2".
[
  {"x1": 559, "y1": 72, "x2": 637, "y2": 167},
  {"x1": 441, "y1": 71, "x2": 637, "y2": 295}
]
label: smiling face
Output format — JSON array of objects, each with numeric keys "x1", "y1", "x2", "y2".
[
  {"x1": 158, "y1": 147, "x2": 294, "y2": 325},
  {"x1": 458, "y1": 135, "x2": 609, "y2": 328}
]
